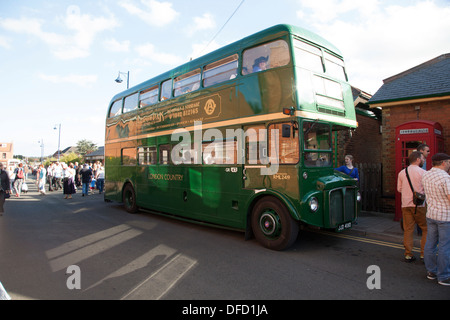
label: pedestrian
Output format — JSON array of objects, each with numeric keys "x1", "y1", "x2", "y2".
[
  {"x1": 53, "y1": 162, "x2": 62, "y2": 191},
  {"x1": 96, "y1": 165, "x2": 105, "y2": 194},
  {"x1": 417, "y1": 144, "x2": 430, "y2": 169},
  {"x1": 335, "y1": 154, "x2": 359, "y2": 180},
  {"x1": 13, "y1": 163, "x2": 25, "y2": 197},
  {"x1": 74, "y1": 162, "x2": 82, "y2": 187},
  {"x1": 80, "y1": 164, "x2": 93, "y2": 196},
  {"x1": 0, "y1": 163, "x2": 11, "y2": 216},
  {"x1": 422, "y1": 153, "x2": 450, "y2": 286},
  {"x1": 63, "y1": 163, "x2": 76, "y2": 199},
  {"x1": 37, "y1": 164, "x2": 46, "y2": 195},
  {"x1": 47, "y1": 163, "x2": 54, "y2": 191},
  {"x1": 24, "y1": 164, "x2": 29, "y2": 180},
  {"x1": 397, "y1": 151, "x2": 427, "y2": 262}
]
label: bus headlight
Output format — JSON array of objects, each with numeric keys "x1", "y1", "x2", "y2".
[
  {"x1": 309, "y1": 197, "x2": 319, "y2": 212},
  {"x1": 357, "y1": 192, "x2": 361, "y2": 202}
]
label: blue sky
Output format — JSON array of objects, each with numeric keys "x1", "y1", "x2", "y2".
[{"x1": 1, "y1": 0, "x2": 449, "y2": 157}]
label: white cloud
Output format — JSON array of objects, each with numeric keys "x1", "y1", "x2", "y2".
[
  {"x1": 0, "y1": 5, "x2": 119, "y2": 60},
  {"x1": 186, "y1": 13, "x2": 216, "y2": 36},
  {"x1": 296, "y1": 0, "x2": 450, "y2": 93},
  {"x1": 189, "y1": 40, "x2": 222, "y2": 60},
  {"x1": 103, "y1": 38, "x2": 130, "y2": 52},
  {"x1": 0, "y1": 35, "x2": 12, "y2": 49},
  {"x1": 136, "y1": 42, "x2": 184, "y2": 65},
  {"x1": 119, "y1": 0, "x2": 179, "y2": 27},
  {"x1": 38, "y1": 73, "x2": 98, "y2": 87},
  {"x1": 297, "y1": 0, "x2": 380, "y2": 23}
]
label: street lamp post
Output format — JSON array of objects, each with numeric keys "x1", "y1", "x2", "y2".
[
  {"x1": 115, "y1": 71, "x2": 130, "y2": 89},
  {"x1": 38, "y1": 139, "x2": 44, "y2": 163},
  {"x1": 54, "y1": 124, "x2": 61, "y2": 161}
]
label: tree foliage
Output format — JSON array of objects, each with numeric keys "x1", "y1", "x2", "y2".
[{"x1": 76, "y1": 139, "x2": 97, "y2": 156}]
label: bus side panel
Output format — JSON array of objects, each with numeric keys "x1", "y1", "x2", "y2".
[
  {"x1": 104, "y1": 142, "x2": 123, "y2": 202},
  {"x1": 140, "y1": 164, "x2": 185, "y2": 217},
  {"x1": 198, "y1": 166, "x2": 248, "y2": 229},
  {"x1": 238, "y1": 67, "x2": 295, "y2": 118}
]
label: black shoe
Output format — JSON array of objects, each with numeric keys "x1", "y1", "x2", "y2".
[
  {"x1": 405, "y1": 255, "x2": 416, "y2": 262},
  {"x1": 427, "y1": 272, "x2": 437, "y2": 280},
  {"x1": 438, "y1": 278, "x2": 450, "y2": 286}
]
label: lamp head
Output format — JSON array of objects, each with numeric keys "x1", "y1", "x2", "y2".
[{"x1": 115, "y1": 75, "x2": 123, "y2": 83}]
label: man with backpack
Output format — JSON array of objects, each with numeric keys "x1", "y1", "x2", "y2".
[
  {"x1": 397, "y1": 151, "x2": 428, "y2": 262},
  {"x1": 13, "y1": 163, "x2": 25, "y2": 198}
]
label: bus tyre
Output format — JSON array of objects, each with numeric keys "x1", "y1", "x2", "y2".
[
  {"x1": 251, "y1": 197, "x2": 298, "y2": 251},
  {"x1": 123, "y1": 184, "x2": 138, "y2": 213}
]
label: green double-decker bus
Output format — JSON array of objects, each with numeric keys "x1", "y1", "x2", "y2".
[{"x1": 105, "y1": 24, "x2": 360, "y2": 250}]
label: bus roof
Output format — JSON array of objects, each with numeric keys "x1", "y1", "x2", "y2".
[{"x1": 109, "y1": 24, "x2": 342, "y2": 103}]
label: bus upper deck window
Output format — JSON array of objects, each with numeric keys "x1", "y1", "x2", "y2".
[
  {"x1": 242, "y1": 40, "x2": 290, "y2": 75},
  {"x1": 109, "y1": 99, "x2": 122, "y2": 118},
  {"x1": 174, "y1": 69, "x2": 201, "y2": 97},
  {"x1": 203, "y1": 54, "x2": 238, "y2": 87},
  {"x1": 140, "y1": 87, "x2": 159, "y2": 108},
  {"x1": 123, "y1": 93, "x2": 139, "y2": 113},
  {"x1": 161, "y1": 79, "x2": 172, "y2": 101}
]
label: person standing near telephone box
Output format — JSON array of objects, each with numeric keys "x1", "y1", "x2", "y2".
[
  {"x1": 397, "y1": 151, "x2": 427, "y2": 262},
  {"x1": 422, "y1": 153, "x2": 450, "y2": 286}
]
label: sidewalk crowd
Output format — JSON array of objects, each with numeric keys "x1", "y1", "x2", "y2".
[{"x1": 1, "y1": 161, "x2": 105, "y2": 205}]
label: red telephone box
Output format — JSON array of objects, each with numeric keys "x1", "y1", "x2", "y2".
[{"x1": 394, "y1": 120, "x2": 445, "y2": 220}]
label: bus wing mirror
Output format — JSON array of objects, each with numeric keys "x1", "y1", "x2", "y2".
[{"x1": 282, "y1": 124, "x2": 291, "y2": 138}]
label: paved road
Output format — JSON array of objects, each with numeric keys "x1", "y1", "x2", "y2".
[{"x1": 0, "y1": 180, "x2": 448, "y2": 301}]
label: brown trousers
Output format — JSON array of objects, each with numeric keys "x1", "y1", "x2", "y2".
[{"x1": 402, "y1": 206, "x2": 427, "y2": 257}]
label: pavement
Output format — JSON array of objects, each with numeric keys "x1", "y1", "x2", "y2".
[{"x1": 346, "y1": 210, "x2": 422, "y2": 250}]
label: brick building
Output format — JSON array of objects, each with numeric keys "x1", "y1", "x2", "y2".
[
  {"x1": 368, "y1": 53, "x2": 450, "y2": 214},
  {"x1": 0, "y1": 142, "x2": 14, "y2": 168},
  {"x1": 334, "y1": 87, "x2": 382, "y2": 166}
]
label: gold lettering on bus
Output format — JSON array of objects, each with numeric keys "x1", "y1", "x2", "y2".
[
  {"x1": 138, "y1": 94, "x2": 221, "y2": 131},
  {"x1": 273, "y1": 173, "x2": 290, "y2": 180},
  {"x1": 204, "y1": 99, "x2": 216, "y2": 115},
  {"x1": 148, "y1": 173, "x2": 184, "y2": 181}
]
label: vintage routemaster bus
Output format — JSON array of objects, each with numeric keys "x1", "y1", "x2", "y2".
[{"x1": 104, "y1": 24, "x2": 360, "y2": 250}]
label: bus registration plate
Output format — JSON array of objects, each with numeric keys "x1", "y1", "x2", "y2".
[{"x1": 336, "y1": 222, "x2": 352, "y2": 232}]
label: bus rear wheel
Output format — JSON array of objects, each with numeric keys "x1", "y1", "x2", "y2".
[
  {"x1": 251, "y1": 197, "x2": 299, "y2": 250},
  {"x1": 123, "y1": 184, "x2": 138, "y2": 213}
]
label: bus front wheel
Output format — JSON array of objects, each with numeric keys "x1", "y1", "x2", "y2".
[
  {"x1": 123, "y1": 184, "x2": 138, "y2": 213},
  {"x1": 251, "y1": 197, "x2": 299, "y2": 250}
]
